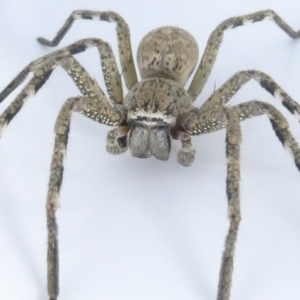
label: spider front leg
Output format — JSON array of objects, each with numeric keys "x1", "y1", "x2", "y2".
[
  {"x1": 47, "y1": 93, "x2": 125, "y2": 299},
  {"x1": 46, "y1": 52, "x2": 126, "y2": 299},
  {"x1": 37, "y1": 10, "x2": 138, "y2": 89},
  {"x1": 0, "y1": 36, "x2": 126, "y2": 298},
  {"x1": 178, "y1": 109, "x2": 242, "y2": 299},
  {"x1": 180, "y1": 100, "x2": 300, "y2": 299},
  {"x1": 188, "y1": 9, "x2": 300, "y2": 100},
  {"x1": 218, "y1": 111, "x2": 241, "y2": 300},
  {"x1": 218, "y1": 102, "x2": 300, "y2": 300},
  {"x1": 181, "y1": 100, "x2": 300, "y2": 170},
  {"x1": 0, "y1": 60, "x2": 57, "y2": 135},
  {"x1": 46, "y1": 97, "x2": 82, "y2": 300},
  {"x1": 180, "y1": 109, "x2": 242, "y2": 300}
]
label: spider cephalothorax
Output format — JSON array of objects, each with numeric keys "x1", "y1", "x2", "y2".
[
  {"x1": 124, "y1": 26, "x2": 198, "y2": 162},
  {"x1": 1, "y1": 9, "x2": 300, "y2": 300},
  {"x1": 124, "y1": 77, "x2": 193, "y2": 162}
]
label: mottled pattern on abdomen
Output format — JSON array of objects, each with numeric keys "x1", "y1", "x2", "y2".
[{"x1": 137, "y1": 27, "x2": 199, "y2": 86}]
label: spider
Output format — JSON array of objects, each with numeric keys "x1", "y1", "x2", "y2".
[{"x1": 1, "y1": 8, "x2": 300, "y2": 300}]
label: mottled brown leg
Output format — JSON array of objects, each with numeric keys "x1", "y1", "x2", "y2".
[
  {"x1": 217, "y1": 102, "x2": 300, "y2": 298},
  {"x1": 60, "y1": 55, "x2": 125, "y2": 125},
  {"x1": 199, "y1": 70, "x2": 300, "y2": 120},
  {"x1": 172, "y1": 130, "x2": 196, "y2": 166},
  {"x1": 46, "y1": 93, "x2": 124, "y2": 299},
  {"x1": 179, "y1": 106, "x2": 227, "y2": 135},
  {"x1": 188, "y1": 10, "x2": 300, "y2": 100},
  {"x1": 180, "y1": 100, "x2": 300, "y2": 168},
  {"x1": 0, "y1": 39, "x2": 95, "y2": 103},
  {"x1": 37, "y1": 10, "x2": 137, "y2": 89},
  {"x1": 0, "y1": 61, "x2": 57, "y2": 137},
  {"x1": 217, "y1": 110, "x2": 241, "y2": 300},
  {"x1": 180, "y1": 102, "x2": 300, "y2": 298},
  {"x1": 46, "y1": 97, "x2": 82, "y2": 300},
  {"x1": 0, "y1": 39, "x2": 125, "y2": 137},
  {"x1": 230, "y1": 101, "x2": 300, "y2": 170}
]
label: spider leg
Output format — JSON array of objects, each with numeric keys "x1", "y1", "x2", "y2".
[
  {"x1": 188, "y1": 10, "x2": 300, "y2": 100},
  {"x1": 0, "y1": 61, "x2": 57, "y2": 136},
  {"x1": 47, "y1": 92, "x2": 125, "y2": 300},
  {"x1": 218, "y1": 110, "x2": 241, "y2": 300},
  {"x1": 0, "y1": 39, "x2": 87, "y2": 102},
  {"x1": 37, "y1": 10, "x2": 138, "y2": 89},
  {"x1": 218, "y1": 101, "x2": 300, "y2": 300},
  {"x1": 0, "y1": 38, "x2": 126, "y2": 136},
  {"x1": 199, "y1": 70, "x2": 300, "y2": 120},
  {"x1": 230, "y1": 101, "x2": 300, "y2": 169},
  {"x1": 172, "y1": 130, "x2": 196, "y2": 166},
  {"x1": 180, "y1": 100, "x2": 300, "y2": 168},
  {"x1": 46, "y1": 97, "x2": 82, "y2": 300},
  {"x1": 180, "y1": 102, "x2": 300, "y2": 299}
]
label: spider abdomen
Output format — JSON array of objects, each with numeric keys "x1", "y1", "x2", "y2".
[{"x1": 137, "y1": 26, "x2": 199, "y2": 86}]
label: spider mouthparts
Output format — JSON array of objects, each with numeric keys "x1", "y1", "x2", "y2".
[{"x1": 135, "y1": 152, "x2": 152, "y2": 159}]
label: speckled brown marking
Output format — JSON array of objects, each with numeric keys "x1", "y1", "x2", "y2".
[
  {"x1": 137, "y1": 27, "x2": 199, "y2": 86},
  {"x1": 60, "y1": 56, "x2": 124, "y2": 126}
]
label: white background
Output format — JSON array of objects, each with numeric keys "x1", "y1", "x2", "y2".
[{"x1": 0, "y1": 0, "x2": 300, "y2": 299}]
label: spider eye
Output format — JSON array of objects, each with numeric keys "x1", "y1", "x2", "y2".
[
  {"x1": 149, "y1": 126, "x2": 171, "y2": 161},
  {"x1": 128, "y1": 123, "x2": 150, "y2": 158}
]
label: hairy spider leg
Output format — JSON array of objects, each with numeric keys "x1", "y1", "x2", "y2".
[
  {"x1": 37, "y1": 10, "x2": 138, "y2": 89},
  {"x1": 0, "y1": 38, "x2": 125, "y2": 137},
  {"x1": 188, "y1": 9, "x2": 300, "y2": 100}
]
